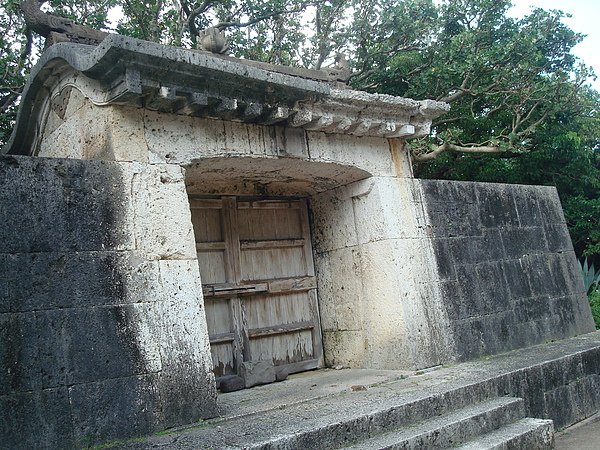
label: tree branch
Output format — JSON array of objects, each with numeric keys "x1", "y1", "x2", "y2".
[
  {"x1": 350, "y1": 44, "x2": 425, "y2": 83},
  {"x1": 123, "y1": 0, "x2": 150, "y2": 39},
  {"x1": 412, "y1": 142, "x2": 503, "y2": 162},
  {"x1": 313, "y1": 0, "x2": 348, "y2": 70},
  {"x1": 0, "y1": 91, "x2": 21, "y2": 114},
  {"x1": 214, "y1": 4, "x2": 310, "y2": 31},
  {"x1": 432, "y1": 117, "x2": 461, "y2": 128},
  {"x1": 148, "y1": 0, "x2": 163, "y2": 42},
  {"x1": 439, "y1": 74, "x2": 472, "y2": 103},
  {"x1": 187, "y1": 0, "x2": 214, "y2": 39},
  {"x1": 439, "y1": 87, "x2": 472, "y2": 103}
]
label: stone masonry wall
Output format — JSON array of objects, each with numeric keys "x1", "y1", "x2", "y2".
[
  {"x1": 0, "y1": 155, "x2": 217, "y2": 449},
  {"x1": 311, "y1": 174, "x2": 456, "y2": 372},
  {"x1": 420, "y1": 179, "x2": 595, "y2": 361}
]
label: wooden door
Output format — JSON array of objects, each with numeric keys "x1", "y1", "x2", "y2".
[{"x1": 190, "y1": 196, "x2": 323, "y2": 385}]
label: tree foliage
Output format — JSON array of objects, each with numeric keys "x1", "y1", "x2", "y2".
[
  {"x1": 1, "y1": 0, "x2": 599, "y2": 259},
  {"x1": 0, "y1": 1, "x2": 32, "y2": 143}
]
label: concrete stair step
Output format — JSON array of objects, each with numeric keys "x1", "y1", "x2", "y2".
[
  {"x1": 458, "y1": 417, "x2": 554, "y2": 449},
  {"x1": 343, "y1": 396, "x2": 526, "y2": 449}
]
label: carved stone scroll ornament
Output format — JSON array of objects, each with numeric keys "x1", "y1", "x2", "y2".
[{"x1": 20, "y1": 0, "x2": 108, "y2": 46}]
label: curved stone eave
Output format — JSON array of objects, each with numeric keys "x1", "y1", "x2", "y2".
[
  {"x1": 291, "y1": 89, "x2": 449, "y2": 139},
  {"x1": 3, "y1": 33, "x2": 450, "y2": 156},
  {"x1": 2, "y1": 34, "x2": 330, "y2": 156}
]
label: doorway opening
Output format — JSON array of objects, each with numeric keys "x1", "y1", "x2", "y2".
[{"x1": 190, "y1": 196, "x2": 324, "y2": 387}]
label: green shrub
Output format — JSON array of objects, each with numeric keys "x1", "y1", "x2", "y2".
[
  {"x1": 589, "y1": 286, "x2": 600, "y2": 330},
  {"x1": 580, "y1": 260, "x2": 600, "y2": 294}
]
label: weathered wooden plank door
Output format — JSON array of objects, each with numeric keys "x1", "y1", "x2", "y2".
[{"x1": 190, "y1": 196, "x2": 323, "y2": 385}]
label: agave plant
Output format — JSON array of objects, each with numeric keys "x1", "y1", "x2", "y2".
[{"x1": 580, "y1": 259, "x2": 600, "y2": 294}]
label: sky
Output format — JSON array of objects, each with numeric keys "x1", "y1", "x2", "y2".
[{"x1": 508, "y1": 0, "x2": 600, "y2": 91}]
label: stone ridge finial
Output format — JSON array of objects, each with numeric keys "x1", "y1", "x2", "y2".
[
  {"x1": 324, "y1": 53, "x2": 351, "y2": 83},
  {"x1": 200, "y1": 27, "x2": 230, "y2": 54}
]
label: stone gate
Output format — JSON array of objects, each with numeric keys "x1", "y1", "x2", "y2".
[{"x1": 1, "y1": 34, "x2": 595, "y2": 448}]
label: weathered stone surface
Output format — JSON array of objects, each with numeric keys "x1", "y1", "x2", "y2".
[
  {"x1": 305, "y1": 131, "x2": 397, "y2": 177},
  {"x1": 0, "y1": 388, "x2": 73, "y2": 449},
  {"x1": 420, "y1": 179, "x2": 596, "y2": 362},
  {"x1": 130, "y1": 163, "x2": 197, "y2": 260},
  {"x1": 36, "y1": 94, "x2": 417, "y2": 195},
  {"x1": 0, "y1": 156, "x2": 217, "y2": 449},
  {"x1": 275, "y1": 368, "x2": 290, "y2": 382},
  {"x1": 3, "y1": 34, "x2": 447, "y2": 157},
  {"x1": 220, "y1": 376, "x2": 246, "y2": 393},
  {"x1": 0, "y1": 313, "x2": 40, "y2": 394},
  {"x1": 314, "y1": 247, "x2": 364, "y2": 332},
  {"x1": 39, "y1": 100, "x2": 149, "y2": 162},
  {"x1": 321, "y1": 330, "x2": 366, "y2": 368},
  {"x1": 69, "y1": 375, "x2": 162, "y2": 447},
  {"x1": 1, "y1": 24, "x2": 597, "y2": 450},
  {"x1": 36, "y1": 305, "x2": 153, "y2": 388},
  {"x1": 240, "y1": 360, "x2": 277, "y2": 388},
  {"x1": 106, "y1": 332, "x2": 600, "y2": 449},
  {"x1": 291, "y1": 89, "x2": 448, "y2": 138},
  {"x1": 0, "y1": 155, "x2": 133, "y2": 253},
  {"x1": 4, "y1": 35, "x2": 328, "y2": 156},
  {"x1": 0, "y1": 252, "x2": 155, "y2": 312},
  {"x1": 311, "y1": 176, "x2": 456, "y2": 371},
  {"x1": 310, "y1": 186, "x2": 362, "y2": 254}
]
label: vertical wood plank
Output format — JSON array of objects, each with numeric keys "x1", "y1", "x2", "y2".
[
  {"x1": 230, "y1": 296, "x2": 248, "y2": 373},
  {"x1": 299, "y1": 200, "x2": 316, "y2": 277},
  {"x1": 223, "y1": 197, "x2": 251, "y2": 365},
  {"x1": 222, "y1": 197, "x2": 241, "y2": 283}
]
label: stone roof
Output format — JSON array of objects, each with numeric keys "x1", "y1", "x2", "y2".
[{"x1": 4, "y1": 34, "x2": 449, "y2": 155}]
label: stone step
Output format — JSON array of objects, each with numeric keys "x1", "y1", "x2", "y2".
[
  {"x1": 343, "y1": 397, "x2": 526, "y2": 449},
  {"x1": 115, "y1": 393, "x2": 530, "y2": 449},
  {"x1": 108, "y1": 331, "x2": 600, "y2": 449},
  {"x1": 111, "y1": 365, "x2": 563, "y2": 450},
  {"x1": 458, "y1": 417, "x2": 554, "y2": 449}
]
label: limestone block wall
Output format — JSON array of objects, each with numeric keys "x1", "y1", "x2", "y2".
[
  {"x1": 311, "y1": 175, "x2": 456, "y2": 371},
  {"x1": 0, "y1": 155, "x2": 217, "y2": 449},
  {"x1": 418, "y1": 179, "x2": 595, "y2": 361}
]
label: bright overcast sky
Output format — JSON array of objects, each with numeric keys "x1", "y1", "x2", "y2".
[{"x1": 508, "y1": 0, "x2": 600, "y2": 91}]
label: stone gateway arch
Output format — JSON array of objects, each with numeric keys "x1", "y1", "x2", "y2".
[{"x1": 1, "y1": 34, "x2": 595, "y2": 448}]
